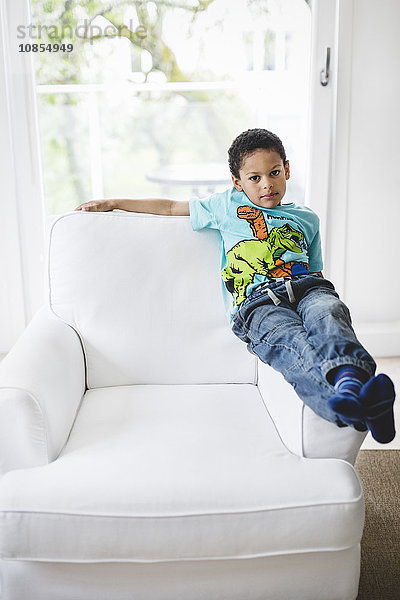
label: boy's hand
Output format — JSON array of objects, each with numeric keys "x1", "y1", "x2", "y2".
[{"x1": 74, "y1": 199, "x2": 115, "y2": 212}]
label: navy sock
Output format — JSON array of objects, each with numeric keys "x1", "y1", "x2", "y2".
[
  {"x1": 328, "y1": 366, "x2": 369, "y2": 431},
  {"x1": 328, "y1": 368, "x2": 396, "y2": 443},
  {"x1": 359, "y1": 374, "x2": 396, "y2": 444}
]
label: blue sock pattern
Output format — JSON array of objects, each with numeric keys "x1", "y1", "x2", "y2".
[{"x1": 333, "y1": 366, "x2": 365, "y2": 400}]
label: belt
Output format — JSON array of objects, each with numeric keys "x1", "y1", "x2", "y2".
[
  {"x1": 265, "y1": 275, "x2": 306, "y2": 283},
  {"x1": 258, "y1": 276, "x2": 301, "y2": 305},
  {"x1": 250, "y1": 274, "x2": 319, "y2": 307}
]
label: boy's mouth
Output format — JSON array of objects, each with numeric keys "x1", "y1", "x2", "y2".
[{"x1": 260, "y1": 193, "x2": 278, "y2": 200}]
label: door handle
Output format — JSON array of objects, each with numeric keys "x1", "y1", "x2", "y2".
[{"x1": 320, "y1": 47, "x2": 331, "y2": 87}]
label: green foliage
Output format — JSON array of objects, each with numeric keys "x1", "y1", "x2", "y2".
[{"x1": 31, "y1": 0, "x2": 217, "y2": 85}]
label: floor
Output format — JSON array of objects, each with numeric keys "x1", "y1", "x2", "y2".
[{"x1": 0, "y1": 353, "x2": 399, "y2": 449}]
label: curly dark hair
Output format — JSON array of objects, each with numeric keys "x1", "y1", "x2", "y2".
[{"x1": 228, "y1": 128, "x2": 287, "y2": 178}]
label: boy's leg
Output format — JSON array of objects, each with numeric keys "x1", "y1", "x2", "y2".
[
  {"x1": 231, "y1": 282, "x2": 346, "y2": 425},
  {"x1": 294, "y1": 276, "x2": 376, "y2": 384},
  {"x1": 232, "y1": 276, "x2": 395, "y2": 442},
  {"x1": 294, "y1": 276, "x2": 395, "y2": 442}
]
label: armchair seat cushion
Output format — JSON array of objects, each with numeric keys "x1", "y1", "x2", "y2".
[{"x1": 0, "y1": 384, "x2": 363, "y2": 564}]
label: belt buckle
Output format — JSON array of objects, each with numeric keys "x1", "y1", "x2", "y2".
[
  {"x1": 260, "y1": 280, "x2": 273, "y2": 292},
  {"x1": 275, "y1": 276, "x2": 289, "y2": 282}
]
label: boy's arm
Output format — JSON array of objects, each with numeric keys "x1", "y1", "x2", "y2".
[{"x1": 74, "y1": 198, "x2": 189, "y2": 216}]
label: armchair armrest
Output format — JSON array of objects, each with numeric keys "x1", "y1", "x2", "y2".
[
  {"x1": 0, "y1": 306, "x2": 85, "y2": 476},
  {"x1": 257, "y1": 361, "x2": 304, "y2": 457},
  {"x1": 257, "y1": 361, "x2": 367, "y2": 465}
]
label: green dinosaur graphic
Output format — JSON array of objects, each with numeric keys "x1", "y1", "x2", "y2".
[{"x1": 222, "y1": 223, "x2": 304, "y2": 306}]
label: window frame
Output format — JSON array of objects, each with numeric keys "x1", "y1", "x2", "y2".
[{"x1": 306, "y1": 0, "x2": 355, "y2": 298}]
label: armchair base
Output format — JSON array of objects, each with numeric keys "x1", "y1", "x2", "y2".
[{"x1": 0, "y1": 546, "x2": 361, "y2": 600}]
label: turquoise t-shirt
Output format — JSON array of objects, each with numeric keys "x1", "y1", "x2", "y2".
[{"x1": 189, "y1": 187, "x2": 323, "y2": 322}]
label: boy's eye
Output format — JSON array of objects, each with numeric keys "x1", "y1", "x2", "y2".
[
  {"x1": 270, "y1": 170, "x2": 280, "y2": 176},
  {"x1": 249, "y1": 175, "x2": 260, "y2": 181}
]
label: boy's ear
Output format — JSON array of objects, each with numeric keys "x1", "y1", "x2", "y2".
[
  {"x1": 284, "y1": 161, "x2": 290, "y2": 180},
  {"x1": 231, "y1": 174, "x2": 243, "y2": 191}
]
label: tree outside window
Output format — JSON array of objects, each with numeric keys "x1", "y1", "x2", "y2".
[{"x1": 30, "y1": 0, "x2": 311, "y2": 213}]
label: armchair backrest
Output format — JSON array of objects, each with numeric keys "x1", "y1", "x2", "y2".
[{"x1": 47, "y1": 212, "x2": 256, "y2": 389}]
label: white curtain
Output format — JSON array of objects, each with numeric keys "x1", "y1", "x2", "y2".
[{"x1": 0, "y1": 0, "x2": 45, "y2": 353}]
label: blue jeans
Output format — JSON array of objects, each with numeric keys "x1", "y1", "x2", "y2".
[{"x1": 231, "y1": 274, "x2": 376, "y2": 425}]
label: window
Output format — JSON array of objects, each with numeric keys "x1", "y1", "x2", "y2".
[{"x1": 30, "y1": 0, "x2": 311, "y2": 213}]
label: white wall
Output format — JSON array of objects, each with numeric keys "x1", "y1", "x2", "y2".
[{"x1": 325, "y1": 0, "x2": 400, "y2": 356}]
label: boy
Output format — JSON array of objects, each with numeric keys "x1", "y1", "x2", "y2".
[{"x1": 75, "y1": 128, "x2": 396, "y2": 444}]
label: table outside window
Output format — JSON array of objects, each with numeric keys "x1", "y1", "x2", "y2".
[{"x1": 145, "y1": 162, "x2": 232, "y2": 198}]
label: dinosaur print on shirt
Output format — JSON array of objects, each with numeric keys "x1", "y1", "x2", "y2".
[{"x1": 222, "y1": 205, "x2": 308, "y2": 306}]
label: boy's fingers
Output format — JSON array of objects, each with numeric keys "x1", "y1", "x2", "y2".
[
  {"x1": 75, "y1": 202, "x2": 98, "y2": 211},
  {"x1": 75, "y1": 200, "x2": 114, "y2": 212}
]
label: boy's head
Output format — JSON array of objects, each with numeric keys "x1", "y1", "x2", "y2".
[{"x1": 228, "y1": 128, "x2": 290, "y2": 209}]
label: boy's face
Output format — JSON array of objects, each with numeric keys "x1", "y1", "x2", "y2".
[{"x1": 231, "y1": 148, "x2": 290, "y2": 209}]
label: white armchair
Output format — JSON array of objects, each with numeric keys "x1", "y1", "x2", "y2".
[{"x1": 0, "y1": 211, "x2": 367, "y2": 600}]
